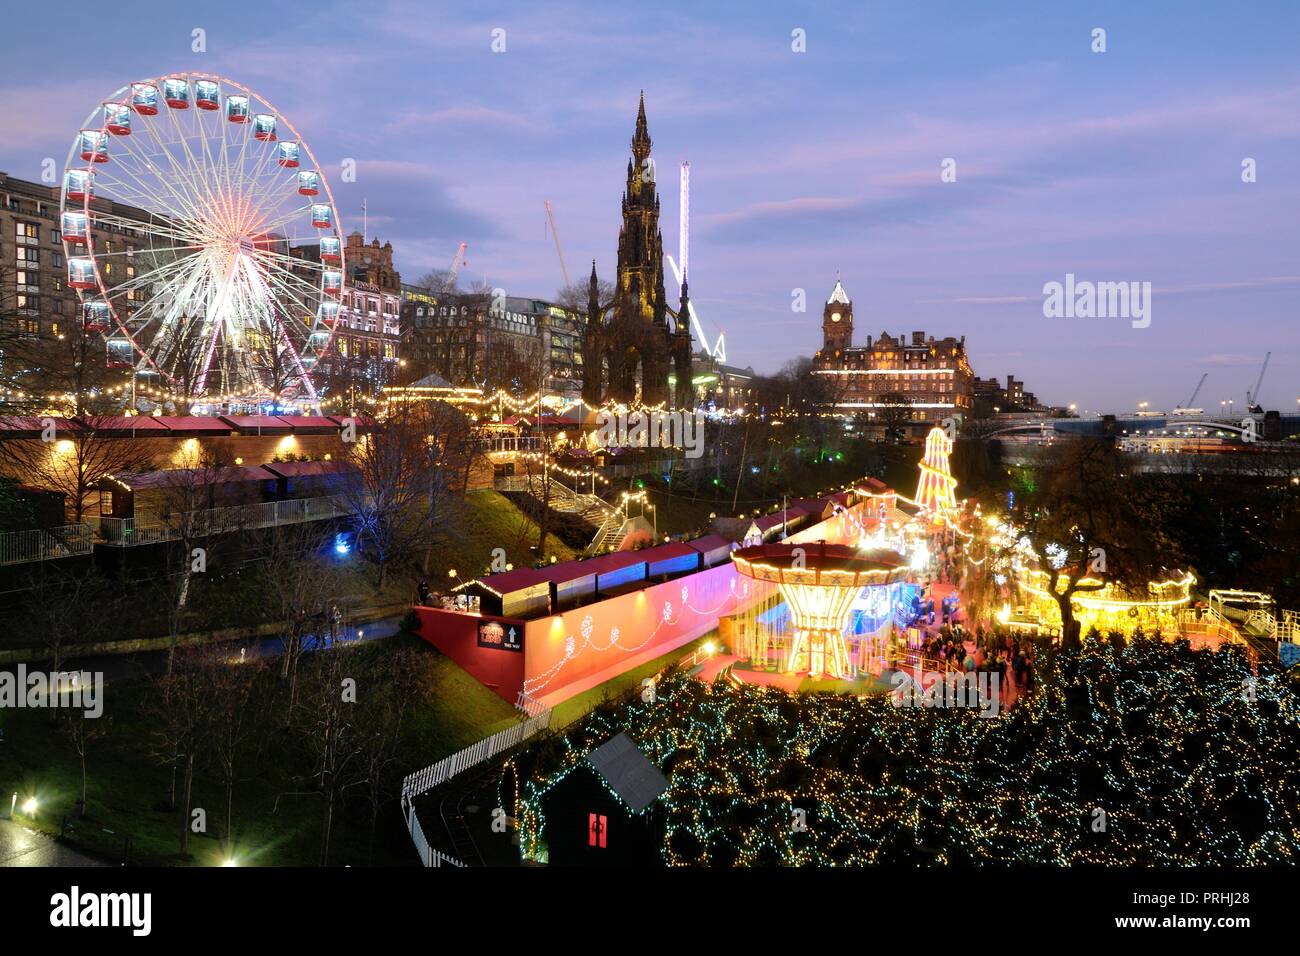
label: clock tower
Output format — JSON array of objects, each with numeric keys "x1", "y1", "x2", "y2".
[{"x1": 823, "y1": 277, "x2": 853, "y2": 352}]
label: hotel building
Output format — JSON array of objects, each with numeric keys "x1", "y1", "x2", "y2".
[{"x1": 811, "y1": 279, "x2": 975, "y2": 426}]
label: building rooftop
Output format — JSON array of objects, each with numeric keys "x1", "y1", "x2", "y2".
[{"x1": 586, "y1": 732, "x2": 668, "y2": 812}]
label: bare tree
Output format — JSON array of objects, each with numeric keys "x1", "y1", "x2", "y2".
[
  {"x1": 354, "y1": 645, "x2": 427, "y2": 863},
  {"x1": 0, "y1": 275, "x2": 129, "y2": 419},
  {"x1": 877, "y1": 391, "x2": 913, "y2": 445},
  {"x1": 554, "y1": 278, "x2": 615, "y2": 317},
  {"x1": 341, "y1": 398, "x2": 473, "y2": 589},
  {"x1": 295, "y1": 643, "x2": 368, "y2": 867},
  {"x1": 148, "y1": 314, "x2": 209, "y2": 409},
  {"x1": 25, "y1": 569, "x2": 105, "y2": 710},
  {"x1": 206, "y1": 653, "x2": 267, "y2": 857},
  {"x1": 256, "y1": 522, "x2": 344, "y2": 719},
  {"x1": 508, "y1": 341, "x2": 565, "y2": 555},
  {"x1": 0, "y1": 419, "x2": 154, "y2": 524},
  {"x1": 152, "y1": 450, "x2": 241, "y2": 675},
  {"x1": 147, "y1": 646, "x2": 217, "y2": 858},
  {"x1": 62, "y1": 709, "x2": 110, "y2": 818}
]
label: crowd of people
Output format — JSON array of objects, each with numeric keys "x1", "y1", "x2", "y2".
[{"x1": 916, "y1": 622, "x2": 1037, "y2": 693}]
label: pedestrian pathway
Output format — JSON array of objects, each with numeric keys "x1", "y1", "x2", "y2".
[{"x1": 0, "y1": 817, "x2": 109, "y2": 867}]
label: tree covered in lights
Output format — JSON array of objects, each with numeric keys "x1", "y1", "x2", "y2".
[
  {"x1": 507, "y1": 636, "x2": 1300, "y2": 866},
  {"x1": 1016, "y1": 438, "x2": 1185, "y2": 650}
]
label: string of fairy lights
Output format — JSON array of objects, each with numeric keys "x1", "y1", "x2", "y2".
[
  {"x1": 504, "y1": 642, "x2": 1300, "y2": 865},
  {"x1": 494, "y1": 425, "x2": 1299, "y2": 865}
]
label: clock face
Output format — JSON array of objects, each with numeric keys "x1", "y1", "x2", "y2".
[{"x1": 831, "y1": 312, "x2": 841, "y2": 322}]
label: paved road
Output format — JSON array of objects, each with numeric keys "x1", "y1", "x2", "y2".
[
  {"x1": 0, "y1": 615, "x2": 404, "y2": 685},
  {"x1": 0, "y1": 817, "x2": 110, "y2": 867}
]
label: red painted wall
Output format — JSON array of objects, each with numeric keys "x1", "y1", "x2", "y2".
[
  {"x1": 412, "y1": 501, "x2": 870, "y2": 708},
  {"x1": 516, "y1": 503, "x2": 869, "y2": 706},
  {"x1": 411, "y1": 606, "x2": 527, "y2": 703},
  {"x1": 520, "y1": 561, "x2": 777, "y2": 706}
]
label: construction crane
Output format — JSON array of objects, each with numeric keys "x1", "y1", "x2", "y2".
[
  {"x1": 446, "y1": 241, "x2": 468, "y2": 288},
  {"x1": 1247, "y1": 351, "x2": 1271, "y2": 413},
  {"x1": 543, "y1": 201, "x2": 572, "y2": 289},
  {"x1": 1172, "y1": 372, "x2": 1207, "y2": 416}
]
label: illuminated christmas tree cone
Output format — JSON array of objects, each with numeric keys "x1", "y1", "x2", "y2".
[
  {"x1": 732, "y1": 543, "x2": 909, "y2": 680},
  {"x1": 915, "y1": 426, "x2": 958, "y2": 513}
]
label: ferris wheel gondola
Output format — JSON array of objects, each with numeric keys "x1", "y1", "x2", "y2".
[{"x1": 59, "y1": 72, "x2": 344, "y2": 408}]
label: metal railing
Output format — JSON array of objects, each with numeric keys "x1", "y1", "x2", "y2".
[
  {"x1": 480, "y1": 436, "x2": 541, "y2": 453},
  {"x1": 96, "y1": 494, "x2": 353, "y2": 547},
  {"x1": 1245, "y1": 607, "x2": 1277, "y2": 639},
  {"x1": 1253, "y1": 608, "x2": 1300, "y2": 644},
  {"x1": 1181, "y1": 604, "x2": 1245, "y2": 643},
  {"x1": 586, "y1": 506, "x2": 628, "y2": 554},
  {"x1": 0, "y1": 524, "x2": 94, "y2": 565}
]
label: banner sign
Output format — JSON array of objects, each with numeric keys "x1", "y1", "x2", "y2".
[{"x1": 478, "y1": 618, "x2": 523, "y2": 652}]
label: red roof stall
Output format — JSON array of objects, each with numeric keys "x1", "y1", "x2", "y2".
[
  {"x1": 151, "y1": 416, "x2": 235, "y2": 437},
  {"x1": 460, "y1": 565, "x2": 558, "y2": 619},
  {"x1": 0, "y1": 417, "x2": 86, "y2": 439},
  {"x1": 791, "y1": 494, "x2": 853, "y2": 522},
  {"x1": 274, "y1": 415, "x2": 343, "y2": 435},
  {"x1": 551, "y1": 564, "x2": 599, "y2": 609},
  {"x1": 639, "y1": 541, "x2": 702, "y2": 579},
  {"x1": 686, "y1": 533, "x2": 735, "y2": 568},
  {"x1": 77, "y1": 415, "x2": 172, "y2": 437},
  {"x1": 583, "y1": 550, "x2": 649, "y2": 593},
  {"x1": 218, "y1": 415, "x2": 294, "y2": 435},
  {"x1": 751, "y1": 506, "x2": 814, "y2": 542},
  {"x1": 98, "y1": 465, "x2": 275, "y2": 521},
  {"x1": 260, "y1": 459, "x2": 356, "y2": 498}
]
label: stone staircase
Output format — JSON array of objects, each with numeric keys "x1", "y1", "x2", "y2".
[
  {"x1": 548, "y1": 482, "x2": 615, "y2": 525},
  {"x1": 498, "y1": 474, "x2": 614, "y2": 526}
]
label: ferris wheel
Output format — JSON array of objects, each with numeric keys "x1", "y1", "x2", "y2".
[{"x1": 59, "y1": 72, "x2": 344, "y2": 408}]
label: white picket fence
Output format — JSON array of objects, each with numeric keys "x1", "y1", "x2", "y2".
[
  {"x1": 678, "y1": 646, "x2": 708, "y2": 670},
  {"x1": 401, "y1": 708, "x2": 552, "y2": 802},
  {"x1": 406, "y1": 805, "x2": 464, "y2": 868},
  {"x1": 515, "y1": 691, "x2": 548, "y2": 718},
  {"x1": 400, "y1": 707, "x2": 552, "y2": 867}
]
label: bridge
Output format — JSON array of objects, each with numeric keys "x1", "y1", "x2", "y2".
[{"x1": 974, "y1": 417, "x2": 1279, "y2": 442}]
